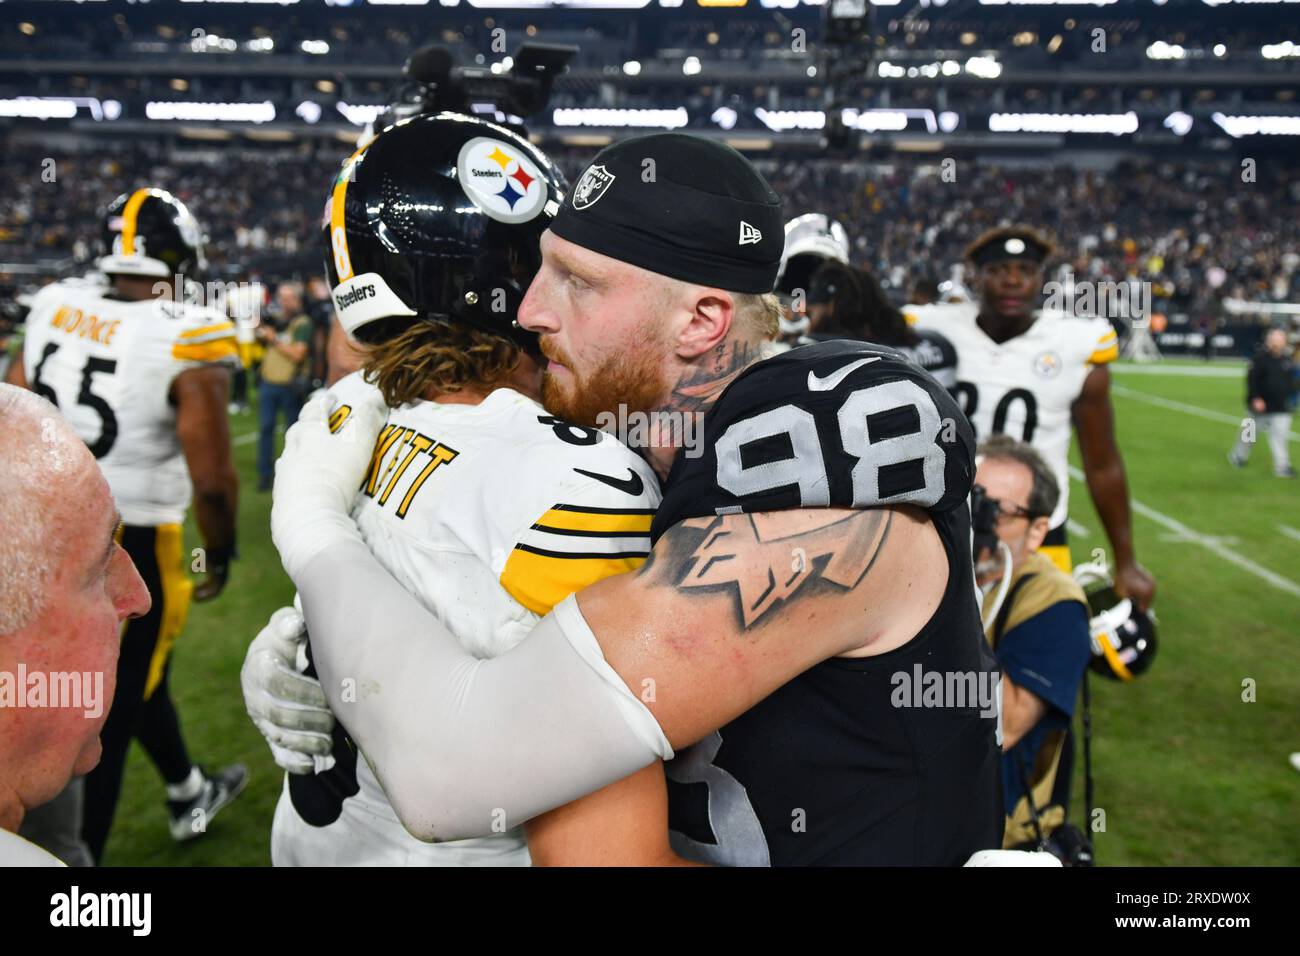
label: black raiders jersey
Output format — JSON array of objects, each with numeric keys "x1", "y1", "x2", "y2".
[
  {"x1": 801, "y1": 329, "x2": 959, "y2": 391},
  {"x1": 654, "y1": 339, "x2": 1003, "y2": 865}
]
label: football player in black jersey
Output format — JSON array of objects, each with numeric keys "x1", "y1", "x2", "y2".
[
  {"x1": 801, "y1": 260, "x2": 959, "y2": 391},
  {"x1": 266, "y1": 133, "x2": 1003, "y2": 865}
]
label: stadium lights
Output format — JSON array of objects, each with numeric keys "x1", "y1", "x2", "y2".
[
  {"x1": 1163, "y1": 111, "x2": 1194, "y2": 136},
  {"x1": 988, "y1": 112, "x2": 1139, "y2": 135},
  {"x1": 463, "y1": 1, "x2": 653, "y2": 8},
  {"x1": 0, "y1": 96, "x2": 117, "y2": 121},
  {"x1": 1261, "y1": 41, "x2": 1300, "y2": 59},
  {"x1": 754, "y1": 108, "x2": 825, "y2": 131},
  {"x1": 553, "y1": 107, "x2": 689, "y2": 129},
  {"x1": 336, "y1": 102, "x2": 387, "y2": 126},
  {"x1": 622, "y1": 60, "x2": 642, "y2": 76},
  {"x1": 1211, "y1": 113, "x2": 1300, "y2": 137},
  {"x1": 244, "y1": 38, "x2": 275, "y2": 52},
  {"x1": 146, "y1": 101, "x2": 277, "y2": 123},
  {"x1": 192, "y1": 34, "x2": 238, "y2": 53},
  {"x1": 1146, "y1": 41, "x2": 1188, "y2": 60},
  {"x1": 965, "y1": 56, "x2": 1003, "y2": 79},
  {"x1": 295, "y1": 101, "x2": 323, "y2": 124},
  {"x1": 1214, "y1": 44, "x2": 1227, "y2": 57},
  {"x1": 843, "y1": 107, "x2": 941, "y2": 133},
  {"x1": 682, "y1": 56, "x2": 702, "y2": 76},
  {"x1": 979, "y1": 0, "x2": 1117, "y2": 5},
  {"x1": 712, "y1": 106, "x2": 738, "y2": 130},
  {"x1": 301, "y1": 40, "x2": 330, "y2": 55},
  {"x1": 0, "y1": 97, "x2": 78, "y2": 120}
]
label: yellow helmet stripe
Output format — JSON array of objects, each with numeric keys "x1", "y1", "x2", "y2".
[
  {"x1": 119, "y1": 187, "x2": 153, "y2": 256},
  {"x1": 1097, "y1": 630, "x2": 1134, "y2": 682},
  {"x1": 329, "y1": 137, "x2": 375, "y2": 283}
]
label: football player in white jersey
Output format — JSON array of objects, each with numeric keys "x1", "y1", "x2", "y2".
[
  {"x1": 5, "y1": 188, "x2": 245, "y2": 861},
  {"x1": 907, "y1": 226, "x2": 1155, "y2": 612},
  {"x1": 250, "y1": 113, "x2": 692, "y2": 866}
]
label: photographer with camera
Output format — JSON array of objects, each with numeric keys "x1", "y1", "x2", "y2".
[{"x1": 973, "y1": 435, "x2": 1093, "y2": 855}]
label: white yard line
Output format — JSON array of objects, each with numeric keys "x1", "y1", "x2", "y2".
[
  {"x1": 1278, "y1": 525, "x2": 1300, "y2": 544},
  {"x1": 233, "y1": 430, "x2": 257, "y2": 447},
  {"x1": 1112, "y1": 363, "x2": 1245, "y2": 379},
  {"x1": 1068, "y1": 466, "x2": 1300, "y2": 599},
  {"x1": 1066, "y1": 518, "x2": 1090, "y2": 538},
  {"x1": 1110, "y1": 384, "x2": 1300, "y2": 444}
]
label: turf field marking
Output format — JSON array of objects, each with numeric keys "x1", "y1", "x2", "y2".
[
  {"x1": 1111, "y1": 385, "x2": 1300, "y2": 444},
  {"x1": 1068, "y1": 466, "x2": 1300, "y2": 599},
  {"x1": 1112, "y1": 364, "x2": 1244, "y2": 379},
  {"x1": 233, "y1": 431, "x2": 257, "y2": 447},
  {"x1": 1278, "y1": 525, "x2": 1300, "y2": 544},
  {"x1": 1066, "y1": 518, "x2": 1090, "y2": 538}
]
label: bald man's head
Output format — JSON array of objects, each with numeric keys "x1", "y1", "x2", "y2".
[
  {"x1": 0, "y1": 386, "x2": 102, "y2": 633},
  {"x1": 0, "y1": 383, "x2": 150, "y2": 830}
]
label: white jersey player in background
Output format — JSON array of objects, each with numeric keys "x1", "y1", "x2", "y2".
[
  {"x1": 6, "y1": 187, "x2": 245, "y2": 863},
  {"x1": 907, "y1": 225, "x2": 1155, "y2": 611},
  {"x1": 245, "y1": 113, "x2": 692, "y2": 866}
]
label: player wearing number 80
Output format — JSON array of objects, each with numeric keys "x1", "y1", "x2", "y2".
[
  {"x1": 907, "y1": 226, "x2": 1155, "y2": 612},
  {"x1": 6, "y1": 187, "x2": 244, "y2": 861}
]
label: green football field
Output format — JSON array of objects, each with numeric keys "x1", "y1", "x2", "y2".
[{"x1": 100, "y1": 360, "x2": 1300, "y2": 867}]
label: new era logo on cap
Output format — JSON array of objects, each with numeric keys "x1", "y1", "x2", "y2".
[{"x1": 739, "y1": 220, "x2": 762, "y2": 245}]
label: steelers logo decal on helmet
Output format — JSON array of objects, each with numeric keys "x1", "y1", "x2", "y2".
[{"x1": 456, "y1": 137, "x2": 548, "y2": 224}]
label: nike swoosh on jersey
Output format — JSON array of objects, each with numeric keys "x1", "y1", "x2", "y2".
[
  {"x1": 572, "y1": 467, "x2": 645, "y2": 497},
  {"x1": 806, "y1": 357, "x2": 880, "y2": 392}
]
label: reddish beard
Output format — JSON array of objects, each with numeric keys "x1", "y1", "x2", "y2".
[{"x1": 539, "y1": 338, "x2": 669, "y2": 428}]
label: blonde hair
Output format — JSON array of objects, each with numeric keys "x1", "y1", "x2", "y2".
[
  {"x1": 361, "y1": 319, "x2": 522, "y2": 408},
  {"x1": 734, "y1": 292, "x2": 782, "y2": 341}
]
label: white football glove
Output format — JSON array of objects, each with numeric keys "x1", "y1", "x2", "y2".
[
  {"x1": 270, "y1": 383, "x2": 387, "y2": 582},
  {"x1": 241, "y1": 605, "x2": 337, "y2": 775}
]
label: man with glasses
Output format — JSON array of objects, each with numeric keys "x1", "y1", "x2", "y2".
[{"x1": 973, "y1": 435, "x2": 1092, "y2": 850}]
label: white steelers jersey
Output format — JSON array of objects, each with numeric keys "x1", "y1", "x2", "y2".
[
  {"x1": 272, "y1": 371, "x2": 661, "y2": 867},
  {"x1": 21, "y1": 275, "x2": 238, "y2": 526},
  {"x1": 907, "y1": 301, "x2": 1118, "y2": 530}
]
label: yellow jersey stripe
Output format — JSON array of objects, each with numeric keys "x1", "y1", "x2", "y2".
[
  {"x1": 172, "y1": 338, "x2": 239, "y2": 362},
  {"x1": 499, "y1": 548, "x2": 645, "y2": 616},
  {"x1": 119, "y1": 188, "x2": 152, "y2": 256},
  {"x1": 1087, "y1": 344, "x2": 1119, "y2": 365},
  {"x1": 535, "y1": 506, "x2": 655, "y2": 535},
  {"x1": 178, "y1": 321, "x2": 237, "y2": 342}
]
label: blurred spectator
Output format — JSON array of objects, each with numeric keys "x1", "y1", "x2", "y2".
[
  {"x1": 1228, "y1": 327, "x2": 1296, "y2": 478},
  {"x1": 255, "y1": 283, "x2": 312, "y2": 491}
]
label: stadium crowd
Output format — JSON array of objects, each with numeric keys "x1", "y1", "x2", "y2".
[{"x1": 3, "y1": 137, "x2": 1297, "y2": 327}]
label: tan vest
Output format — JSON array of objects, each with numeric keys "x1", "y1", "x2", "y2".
[{"x1": 982, "y1": 551, "x2": 1088, "y2": 848}]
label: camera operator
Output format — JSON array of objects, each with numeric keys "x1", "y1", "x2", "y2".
[{"x1": 973, "y1": 435, "x2": 1092, "y2": 852}]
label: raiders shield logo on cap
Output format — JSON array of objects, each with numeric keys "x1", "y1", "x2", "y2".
[{"x1": 572, "y1": 164, "x2": 616, "y2": 210}]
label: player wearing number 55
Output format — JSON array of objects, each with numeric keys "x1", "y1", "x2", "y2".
[
  {"x1": 257, "y1": 133, "x2": 1003, "y2": 865},
  {"x1": 5, "y1": 188, "x2": 246, "y2": 863}
]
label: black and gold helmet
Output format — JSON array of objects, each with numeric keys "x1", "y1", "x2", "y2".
[
  {"x1": 100, "y1": 187, "x2": 205, "y2": 279},
  {"x1": 323, "y1": 111, "x2": 567, "y2": 348},
  {"x1": 1073, "y1": 561, "x2": 1158, "y2": 681}
]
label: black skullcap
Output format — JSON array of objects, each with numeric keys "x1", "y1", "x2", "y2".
[
  {"x1": 550, "y1": 133, "x2": 784, "y2": 294},
  {"x1": 967, "y1": 227, "x2": 1053, "y2": 270}
]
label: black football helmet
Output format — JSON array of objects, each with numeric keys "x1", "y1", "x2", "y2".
[
  {"x1": 100, "y1": 187, "x2": 205, "y2": 279},
  {"x1": 1073, "y1": 561, "x2": 1158, "y2": 681},
  {"x1": 323, "y1": 111, "x2": 567, "y2": 348}
]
